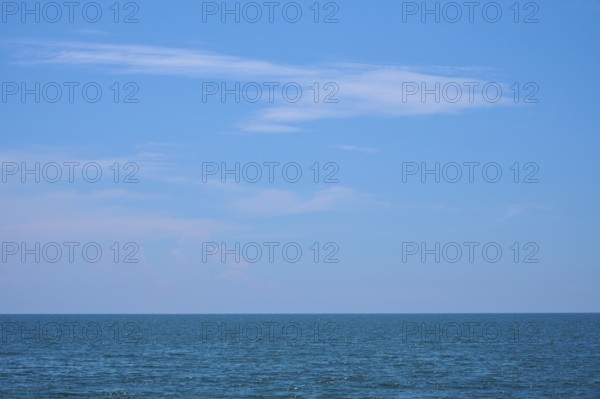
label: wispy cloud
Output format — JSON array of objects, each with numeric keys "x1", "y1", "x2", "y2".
[
  {"x1": 0, "y1": 147, "x2": 185, "y2": 187},
  {"x1": 229, "y1": 186, "x2": 373, "y2": 216},
  {"x1": 0, "y1": 194, "x2": 232, "y2": 242},
  {"x1": 499, "y1": 203, "x2": 550, "y2": 222},
  {"x1": 333, "y1": 145, "x2": 380, "y2": 154},
  {"x1": 11, "y1": 40, "x2": 516, "y2": 133},
  {"x1": 72, "y1": 29, "x2": 115, "y2": 37}
]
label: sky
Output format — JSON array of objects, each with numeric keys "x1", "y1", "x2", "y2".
[{"x1": 0, "y1": 1, "x2": 599, "y2": 313}]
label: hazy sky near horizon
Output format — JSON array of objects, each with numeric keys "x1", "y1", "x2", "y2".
[{"x1": 1, "y1": 1, "x2": 599, "y2": 313}]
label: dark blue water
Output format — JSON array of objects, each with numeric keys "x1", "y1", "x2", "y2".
[{"x1": 1, "y1": 314, "x2": 599, "y2": 398}]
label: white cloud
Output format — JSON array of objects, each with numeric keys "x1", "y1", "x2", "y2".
[
  {"x1": 12, "y1": 40, "x2": 516, "y2": 133},
  {"x1": 230, "y1": 186, "x2": 371, "y2": 216},
  {"x1": 237, "y1": 122, "x2": 302, "y2": 134},
  {"x1": 499, "y1": 203, "x2": 550, "y2": 222},
  {"x1": 333, "y1": 145, "x2": 380, "y2": 154},
  {"x1": 0, "y1": 194, "x2": 230, "y2": 242}
]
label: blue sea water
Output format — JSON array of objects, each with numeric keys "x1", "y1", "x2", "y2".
[{"x1": 0, "y1": 314, "x2": 599, "y2": 398}]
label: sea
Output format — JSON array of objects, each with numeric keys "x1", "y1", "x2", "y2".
[{"x1": 1, "y1": 314, "x2": 599, "y2": 398}]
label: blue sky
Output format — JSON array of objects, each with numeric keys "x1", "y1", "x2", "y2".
[{"x1": 1, "y1": 1, "x2": 599, "y2": 313}]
